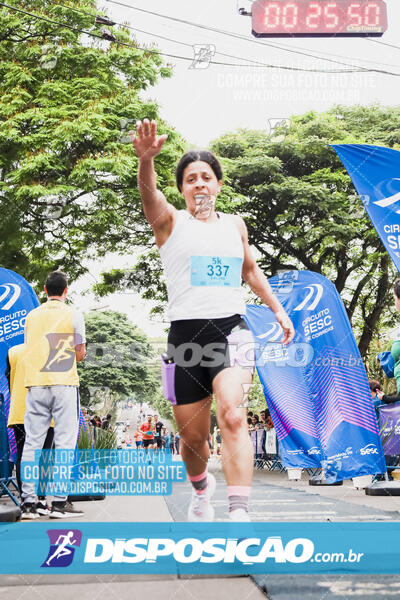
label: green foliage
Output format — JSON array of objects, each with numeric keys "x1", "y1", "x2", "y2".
[
  {"x1": 77, "y1": 427, "x2": 117, "y2": 453},
  {"x1": 247, "y1": 371, "x2": 269, "y2": 414},
  {"x1": 364, "y1": 335, "x2": 397, "y2": 394},
  {"x1": 96, "y1": 105, "x2": 400, "y2": 354},
  {"x1": 78, "y1": 310, "x2": 160, "y2": 408},
  {"x1": 211, "y1": 104, "x2": 400, "y2": 356},
  {"x1": 151, "y1": 388, "x2": 175, "y2": 426},
  {"x1": 0, "y1": 0, "x2": 183, "y2": 291},
  {"x1": 77, "y1": 427, "x2": 93, "y2": 450}
]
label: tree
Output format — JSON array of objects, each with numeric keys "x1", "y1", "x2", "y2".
[
  {"x1": 211, "y1": 105, "x2": 400, "y2": 356},
  {"x1": 78, "y1": 310, "x2": 159, "y2": 408},
  {"x1": 97, "y1": 105, "x2": 400, "y2": 355},
  {"x1": 0, "y1": 0, "x2": 184, "y2": 291},
  {"x1": 151, "y1": 388, "x2": 175, "y2": 426}
]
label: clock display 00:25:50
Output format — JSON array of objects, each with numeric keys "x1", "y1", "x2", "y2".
[{"x1": 252, "y1": 0, "x2": 388, "y2": 36}]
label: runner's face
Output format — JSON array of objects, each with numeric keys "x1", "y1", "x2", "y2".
[{"x1": 181, "y1": 161, "x2": 222, "y2": 217}]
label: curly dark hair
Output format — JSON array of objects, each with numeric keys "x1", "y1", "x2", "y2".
[{"x1": 176, "y1": 151, "x2": 223, "y2": 191}]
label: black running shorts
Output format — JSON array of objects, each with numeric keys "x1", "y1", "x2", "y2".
[
  {"x1": 161, "y1": 314, "x2": 254, "y2": 406},
  {"x1": 142, "y1": 438, "x2": 154, "y2": 448}
]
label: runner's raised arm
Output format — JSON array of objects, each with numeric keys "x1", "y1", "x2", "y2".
[{"x1": 131, "y1": 119, "x2": 175, "y2": 247}]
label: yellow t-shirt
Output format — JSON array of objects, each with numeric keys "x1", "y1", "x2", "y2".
[
  {"x1": 7, "y1": 343, "x2": 55, "y2": 427},
  {"x1": 7, "y1": 344, "x2": 27, "y2": 426},
  {"x1": 24, "y1": 300, "x2": 83, "y2": 387}
]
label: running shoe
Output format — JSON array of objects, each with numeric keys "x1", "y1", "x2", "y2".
[
  {"x1": 187, "y1": 472, "x2": 216, "y2": 522},
  {"x1": 50, "y1": 501, "x2": 84, "y2": 519},
  {"x1": 36, "y1": 501, "x2": 50, "y2": 516},
  {"x1": 228, "y1": 508, "x2": 251, "y2": 522},
  {"x1": 20, "y1": 502, "x2": 39, "y2": 520}
]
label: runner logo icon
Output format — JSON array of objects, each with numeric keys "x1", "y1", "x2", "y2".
[
  {"x1": 257, "y1": 322, "x2": 283, "y2": 342},
  {"x1": 41, "y1": 529, "x2": 82, "y2": 568},
  {"x1": 41, "y1": 333, "x2": 76, "y2": 372},
  {"x1": 0, "y1": 283, "x2": 21, "y2": 310},
  {"x1": 293, "y1": 284, "x2": 323, "y2": 311}
]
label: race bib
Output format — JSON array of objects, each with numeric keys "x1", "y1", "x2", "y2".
[{"x1": 190, "y1": 256, "x2": 242, "y2": 287}]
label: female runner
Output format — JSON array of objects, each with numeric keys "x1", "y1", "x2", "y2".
[{"x1": 132, "y1": 119, "x2": 294, "y2": 521}]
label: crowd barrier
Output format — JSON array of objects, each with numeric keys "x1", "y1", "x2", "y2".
[
  {"x1": 378, "y1": 402, "x2": 400, "y2": 476},
  {"x1": 249, "y1": 428, "x2": 284, "y2": 471},
  {"x1": 249, "y1": 405, "x2": 400, "y2": 480}
]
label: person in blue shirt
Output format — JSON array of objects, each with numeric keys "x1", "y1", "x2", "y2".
[{"x1": 369, "y1": 379, "x2": 382, "y2": 420}]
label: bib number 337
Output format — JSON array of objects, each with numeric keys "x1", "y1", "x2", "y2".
[{"x1": 190, "y1": 256, "x2": 242, "y2": 287}]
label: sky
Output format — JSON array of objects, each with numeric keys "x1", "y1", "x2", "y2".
[
  {"x1": 99, "y1": 0, "x2": 400, "y2": 147},
  {"x1": 70, "y1": 0, "x2": 400, "y2": 335}
]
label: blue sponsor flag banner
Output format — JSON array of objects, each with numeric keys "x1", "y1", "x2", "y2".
[
  {"x1": 245, "y1": 270, "x2": 386, "y2": 481},
  {"x1": 379, "y1": 402, "x2": 400, "y2": 455},
  {"x1": 0, "y1": 268, "x2": 39, "y2": 460},
  {"x1": 0, "y1": 522, "x2": 400, "y2": 574},
  {"x1": 332, "y1": 144, "x2": 400, "y2": 273}
]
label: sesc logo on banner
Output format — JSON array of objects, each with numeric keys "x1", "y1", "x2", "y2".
[
  {"x1": 293, "y1": 284, "x2": 323, "y2": 312},
  {"x1": 373, "y1": 178, "x2": 400, "y2": 215},
  {"x1": 257, "y1": 322, "x2": 283, "y2": 342},
  {"x1": 294, "y1": 285, "x2": 334, "y2": 343},
  {"x1": 0, "y1": 283, "x2": 21, "y2": 310}
]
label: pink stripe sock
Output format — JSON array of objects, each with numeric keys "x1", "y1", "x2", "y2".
[
  {"x1": 189, "y1": 470, "x2": 208, "y2": 495},
  {"x1": 227, "y1": 486, "x2": 251, "y2": 513}
]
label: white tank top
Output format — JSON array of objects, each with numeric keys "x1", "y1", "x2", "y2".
[{"x1": 159, "y1": 210, "x2": 246, "y2": 321}]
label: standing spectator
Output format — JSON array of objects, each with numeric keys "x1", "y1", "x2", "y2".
[
  {"x1": 164, "y1": 429, "x2": 171, "y2": 452},
  {"x1": 369, "y1": 379, "x2": 382, "y2": 419},
  {"x1": 250, "y1": 416, "x2": 259, "y2": 430},
  {"x1": 160, "y1": 426, "x2": 167, "y2": 449},
  {"x1": 265, "y1": 414, "x2": 274, "y2": 430},
  {"x1": 215, "y1": 429, "x2": 222, "y2": 455},
  {"x1": 20, "y1": 270, "x2": 85, "y2": 519},
  {"x1": 102, "y1": 414, "x2": 112, "y2": 430},
  {"x1": 169, "y1": 431, "x2": 175, "y2": 454},
  {"x1": 375, "y1": 281, "x2": 400, "y2": 405},
  {"x1": 6, "y1": 343, "x2": 54, "y2": 517},
  {"x1": 175, "y1": 431, "x2": 180, "y2": 454}
]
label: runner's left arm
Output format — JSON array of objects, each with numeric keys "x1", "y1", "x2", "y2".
[{"x1": 234, "y1": 215, "x2": 294, "y2": 345}]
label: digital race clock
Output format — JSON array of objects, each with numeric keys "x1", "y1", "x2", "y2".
[{"x1": 251, "y1": 0, "x2": 388, "y2": 37}]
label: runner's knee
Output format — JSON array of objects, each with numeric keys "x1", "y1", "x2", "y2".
[
  {"x1": 218, "y1": 407, "x2": 246, "y2": 434},
  {"x1": 181, "y1": 430, "x2": 207, "y2": 451}
]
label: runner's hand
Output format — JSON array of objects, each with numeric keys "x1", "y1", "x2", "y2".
[
  {"x1": 275, "y1": 310, "x2": 295, "y2": 345},
  {"x1": 130, "y1": 119, "x2": 168, "y2": 160}
]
